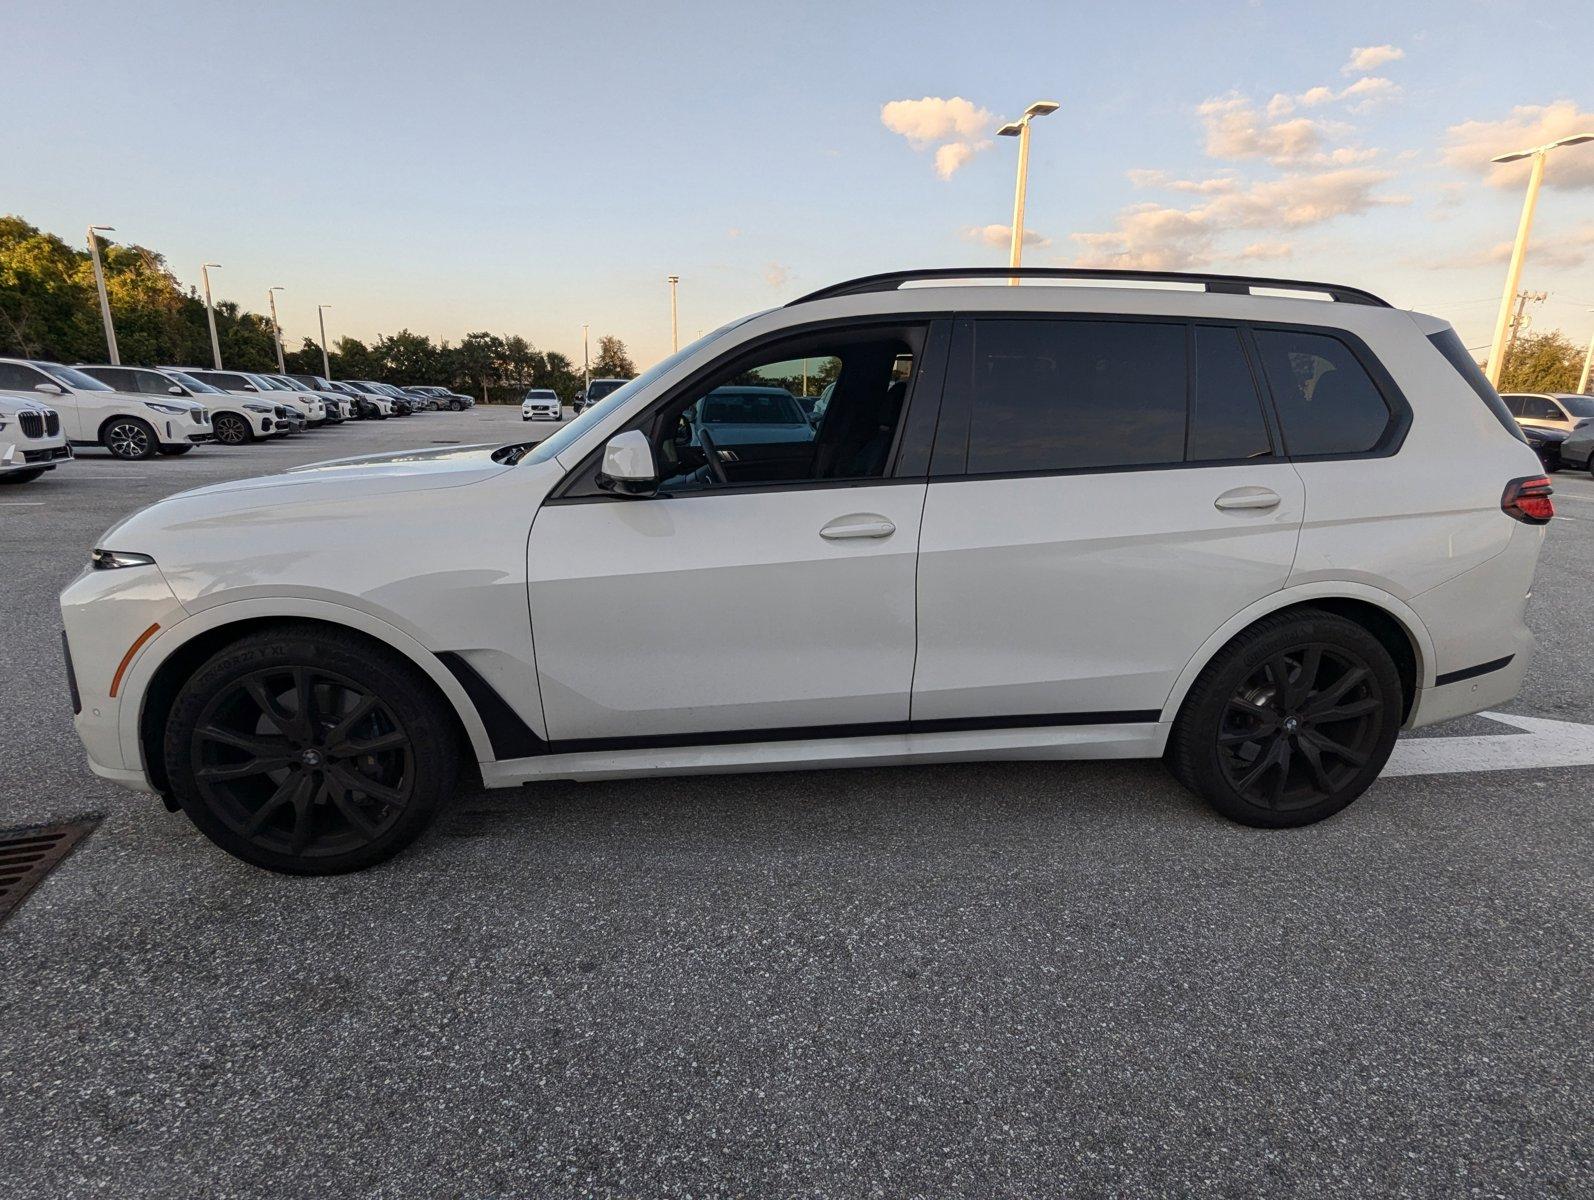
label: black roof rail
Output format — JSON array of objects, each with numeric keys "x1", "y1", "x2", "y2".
[{"x1": 787, "y1": 267, "x2": 1391, "y2": 308}]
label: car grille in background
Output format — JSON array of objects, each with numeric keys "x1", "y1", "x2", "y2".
[
  {"x1": 19, "y1": 411, "x2": 43, "y2": 438},
  {"x1": 0, "y1": 819, "x2": 99, "y2": 926}
]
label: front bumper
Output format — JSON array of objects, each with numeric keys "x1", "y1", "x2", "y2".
[{"x1": 2, "y1": 440, "x2": 72, "y2": 471}]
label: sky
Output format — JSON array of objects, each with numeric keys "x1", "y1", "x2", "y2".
[{"x1": 7, "y1": 0, "x2": 1594, "y2": 368}]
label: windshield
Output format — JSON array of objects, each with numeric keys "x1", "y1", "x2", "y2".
[
  {"x1": 525, "y1": 390, "x2": 556, "y2": 399},
  {"x1": 165, "y1": 369, "x2": 224, "y2": 394},
  {"x1": 275, "y1": 376, "x2": 313, "y2": 391},
  {"x1": 1562, "y1": 395, "x2": 1594, "y2": 419},
  {"x1": 39, "y1": 363, "x2": 112, "y2": 391},
  {"x1": 700, "y1": 390, "x2": 803, "y2": 425},
  {"x1": 589, "y1": 380, "x2": 627, "y2": 399},
  {"x1": 526, "y1": 321, "x2": 753, "y2": 466}
]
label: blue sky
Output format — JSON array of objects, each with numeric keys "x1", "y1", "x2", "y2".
[{"x1": 9, "y1": 0, "x2": 1594, "y2": 366}]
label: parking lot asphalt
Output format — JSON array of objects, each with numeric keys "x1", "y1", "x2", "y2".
[{"x1": 1, "y1": 408, "x2": 1590, "y2": 1199}]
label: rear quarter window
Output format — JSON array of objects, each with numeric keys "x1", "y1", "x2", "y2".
[{"x1": 1252, "y1": 328, "x2": 1395, "y2": 457}]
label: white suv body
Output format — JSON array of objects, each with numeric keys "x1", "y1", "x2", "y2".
[
  {"x1": 522, "y1": 388, "x2": 561, "y2": 420},
  {"x1": 0, "y1": 391, "x2": 72, "y2": 480},
  {"x1": 0, "y1": 359, "x2": 211, "y2": 459},
  {"x1": 60, "y1": 269, "x2": 1549, "y2": 874},
  {"x1": 79, "y1": 366, "x2": 277, "y2": 445}
]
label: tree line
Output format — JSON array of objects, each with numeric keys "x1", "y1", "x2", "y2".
[{"x1": 0, "y1": 216, "x2": 635, "y2": 402}]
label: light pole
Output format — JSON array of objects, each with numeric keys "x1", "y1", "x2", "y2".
[
  {"x1": 87, "y1": 225, "x2": 120, "y2": 364},
  {"x1": 267, "y1": 286, "x2": 286, "y2": 373},
  {"x1": 317, "y1": 305, "x2": 333, "y2": 379},
  {"x1": 1579, "y1": 310, "x2": 1594, "y2": 396},
  {"x1": 201, "y1": 262, "x2": 223, "y2": 368},
  {"x1": 996, "y1": 100, "x2": 1061, "y2": 276},
  {"x1": 582, "y1": 323, "x2": 590, "y2": 401},
  {"x1": 1482, "y1": 133, "x2": 1594, "y2": 386},
  {"x1": 667, "y1": 275, "x2": 680, "y2": 353}
]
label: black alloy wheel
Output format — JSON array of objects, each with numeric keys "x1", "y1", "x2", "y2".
[
  {"x1": 213, "y1": 413, "x2": 251, "y2": 445},
  {"x1": 103, "y1": 417, "x2": 157, "y2": 460},
  {"x1": 1167, "y1": 610, "x2": 1401, "y2": 827},
  {"x1": 165, "y1": 626, "x2": 457, "y2": 873}
]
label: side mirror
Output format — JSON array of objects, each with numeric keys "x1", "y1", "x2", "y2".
[
  {"x1": 242, "y1": 383, "x2": 258, "y2": 391},
  {"x1": 168, "y1": 385, "x2": 185, "y2": 396},
  {"x1": 596, "y1": 429, "x2": 658, "y2": 498},
  {"x1": 34, "y1": 382, "x2": 64, "y2": 395}
]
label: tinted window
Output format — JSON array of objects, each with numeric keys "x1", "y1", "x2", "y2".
[
  {"x1": 1190, "y1": 326, "x2": 1272, "y2": 461},
  {"x1": 1501, "y1": 394, "x2": 1526, "y2": 416},
  {"x1": 699, "y1": 390, "x2": 804, "y2": 425},
  {"x1": 966, "y1": 319, "x2": 1186, "y2": 474},
  {"x1": 0, "y1": 362, "x2": 50, "y2": 391},
  {"x1": 38, "y1": 363, "x2": 111, "y2": 391},
  {"x1": 1429, "y1": 328, "x2": 1525, "y2": 442},
  {"x1": 1253, "y1": 329, "x2": 1392, "y2": 456},
  {"x1": 1563, "y1": 395, "x2": 1594, "y2": 419},
  {"x1": 84, "y1": 366, "x2": 136, "y2": 390},
  {"x1": 129, "y1": 369, "x2": 181, "y2": 396}
]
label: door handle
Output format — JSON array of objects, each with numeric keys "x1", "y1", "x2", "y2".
[
  {"x1": 1214, "y1": 486, "x2": 1281, "y2": 511},
  {"x1": 820, "y1": 514, "x2": 896, "y2": 540}
]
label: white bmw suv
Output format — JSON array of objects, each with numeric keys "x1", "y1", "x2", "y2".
[
  {"x1": 0, "y1": 391, "x2": 72, "y2": 481},
  {"x1": 0, "y1": 358, "x2": 212, "y2": 459},
  {"x1": 61, "y1": 268, "x2": 1550, "y2": 874}
]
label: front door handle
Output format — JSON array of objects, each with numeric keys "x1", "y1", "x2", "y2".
[
  {"x1": 820, "y1": 514, "x2": 896, "y2": 540},
  {"x1": 1214, "y1": 486, "x2": 1281, "y2": 511}
]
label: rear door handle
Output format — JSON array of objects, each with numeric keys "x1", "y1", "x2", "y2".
[
  {"x1": 820, "y1": 514, "x2": 896, "y2": 540},
  {"x1": 1214, "y1": 486, "x2": 1281, "y2": 511}
]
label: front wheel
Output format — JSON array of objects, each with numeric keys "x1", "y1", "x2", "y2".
[
  {"x1": 102, "y1": 417, "x2": 158, "y2": 461},
  {"x1": 213, "y1": 413, "x2": 252, "y2": 445},
  {"x1": 1166, "y1": 610, "x2": 1402, "y2": 827},
  {"x1": 163, "y1": 625, "x2": 459, "y2": 874},
  {"x1": 0, "y1": 468, "x2": 47, "y2": 484},
  {"x1": 157, "y1": 444, "x2": 194, "y2": 456}
]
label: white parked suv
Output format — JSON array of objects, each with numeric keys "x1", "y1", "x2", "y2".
[
  {"x1": 79, "y1": 365, "x2": 279, "y2": 445},
  {"x1": 60, "y1": 268, "x2": 1550, "y2": 874},
  {"x1": 182, "y1": 369, "x2": 326, "y2": 426},
  {"x1": 0, "y1": 359, "x2": 211, "y2": 459},
  {"x1": 521, "y1": 388, "x2": 561, "y2": 420},
  {"x1": 0, "y1": 391, "x2": 72, "y2": 481}
]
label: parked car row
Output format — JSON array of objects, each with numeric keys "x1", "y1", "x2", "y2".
[
  {"x1": 1501, "y1": 391, "x2": 1594, "y2": 476},
  {"x1": 0, "y1": 356, "x2": 473, "y2": 480}
]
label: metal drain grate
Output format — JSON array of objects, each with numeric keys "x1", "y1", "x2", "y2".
[{"x1": 0, "y1": 819, "x2": 99, "y2": 925}]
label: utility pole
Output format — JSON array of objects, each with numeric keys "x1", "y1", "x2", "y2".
[
  {"x1": 1502, "y1": 290, "x2": 1547, "y2": 379},
  {"x1": 667, "y1": 275, "x2": 679, "y2": 353},
  {"x1": 267, "y1": 287, "x2": 286, "y2": 373},
  {"x1": 995, "y1": 100, "x2": 1060, "y2": 279},
  {"x1": 87, "y1": 225, "x2": 120, "y2": 364},
  {"x1": 201, "y1": 263, "x2": 223, "y2": 369},
  {"x1": 318, "y1": 305, "x2": 333, "y2": 378},
  {"x1": 582, "y1": 323, "x2": 590, "y2": 403}
]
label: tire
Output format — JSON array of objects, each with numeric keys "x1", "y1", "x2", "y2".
[
  {"x1": 0, "y1": 468, "x2": 47, "y2": 484},
  {"x1": 213, "y1": 413, "x2": 252, "y2": 445},
  {"x1": 101, "y1": 416, "x2": 158, "y2": 461},
  {"x1": 157, "y1": 444, "x2": 194, "y2": 456},
  {"x1": 450, "y1": 401, "x2": 463, "y2": 411},
  {"x1": 163, "y1": 624, "x2": 459, "y2": 874},
  {"x1": 1166, "y1": 609, "x2": 1402, "y2": 828}
]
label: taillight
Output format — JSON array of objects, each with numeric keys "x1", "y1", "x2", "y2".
[{"x1": 1502, "y1": 475, "x2": 1554, "y2": 525}]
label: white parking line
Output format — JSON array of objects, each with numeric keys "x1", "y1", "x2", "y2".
[
  {"x1": 1386, "y1": 711, "x2": 1594, "y2": 777},
  {"x1": 0, "y1": 501, "x2": 45, "y2": 507}
]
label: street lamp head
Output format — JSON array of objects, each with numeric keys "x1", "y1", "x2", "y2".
[
  {"x1": 89, "y1": 224, "x2": 115, "y2": 232},
  {"x1": 1553, "y1": 133, "x2": 1594, "y2": 149},
  {"x1": 1493, "y1": 133, "x2": 1594, "y2": 163},
  {"x1": 319, "y1": 303, "x2": 332, "y2": 311},
  {"x1": 269, "y1": 285, "x2": 284, "y2": 292},
  {"x1": 203, "y1": 262, "x2": 221, "y2": 269},
  {"x1": 997, "y1": 122, "x2": 1023, "y2": 137},
  {"x1": 1024, "y1": 100, "x2": 1061, "y2": 119}
]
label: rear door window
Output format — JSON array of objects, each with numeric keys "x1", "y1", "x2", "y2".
[
  {"x1": 1252, "y1": 328, "x2": 1394, "y2": 456},
  {"x1": 1190, "y1": 326, "x2": 1273, "y2": 462},
  {"x1": 964, "y1": 319, "x2": 1187, "y2": 474}
]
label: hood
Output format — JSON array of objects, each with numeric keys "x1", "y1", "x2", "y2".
[
  {"x1": 108, "y1": 443, "x2": 515, "y2": 532},
  {"x1": 0, "y1": 390, "x2": 53, "y2": 414}
]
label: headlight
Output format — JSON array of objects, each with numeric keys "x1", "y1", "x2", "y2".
[
  {"x1": 91, "y1": 549, "x2": 156, "y2": 570},
  {"x1": 144, "y1": 401, "x2": 188, "y2": 415},
  {"x1": 244, "y1": 403, "x2": 273, "y2": 413}
]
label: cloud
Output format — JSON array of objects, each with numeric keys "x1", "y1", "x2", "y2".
[
  {"x1": 1071, "y1": 169, "x2": 1405, "y2": 269},
  {"x1": 1434, "y1": 222, "x2": 1594, "y2": 270},
  {"x1": 1198, "y1": 96, "x2": 1331, "y2": 165},
  {"x1": 763, "y1": 262, "x2": 791, "y2": 289},
  {"x1": 881, "y1": 96, "x2": 995, "y2": 178},
  {"x1": 1443, "y1": 101, "x2": 1594, "y2": 190},
  {"x1": 935, "y1": 142, "x2": 987, "y2": 180},
  {"x1": 1344, "y1": 44, "x2": 1404, "y2": 74},
  {"x1": 726, "y1": 227, "x2": 742, "y2": 240},
  {"x1": 1127, "y1": 169, "x2": 1239, "y2": 194},
  {"x1": 962, "y1": 223, "x2": 1050, "y2": 248},
  {"x1": 1237, "y1": 241, "x2": 1294, "y2": 261}
]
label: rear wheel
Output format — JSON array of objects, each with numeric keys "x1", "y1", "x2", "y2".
[
  {"x1": 164, "y1": 625, "x2": 459, "y2": 874},
  {"x1": 1166, "y1": 610, "x2": 1402, "y2": 828},
  {"x1": 102, "y1": 417, "x2": 158, "y2": 461}
]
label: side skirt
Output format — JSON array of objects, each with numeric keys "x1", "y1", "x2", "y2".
[{"x1": 479, "y1": 720, "x2": 1170, "y2": 787}]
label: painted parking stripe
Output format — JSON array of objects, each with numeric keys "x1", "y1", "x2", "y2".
[{"x1": 1385, "y1": 711, "x2": 1594, "y2": 777}]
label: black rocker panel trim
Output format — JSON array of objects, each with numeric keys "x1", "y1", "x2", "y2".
[
  {"x1": 1433, "y1": 655, "x2": 1514, "y2": 687},
  {"x1": 436, "y1": 652, "x2": 550, "y2": 758}
]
